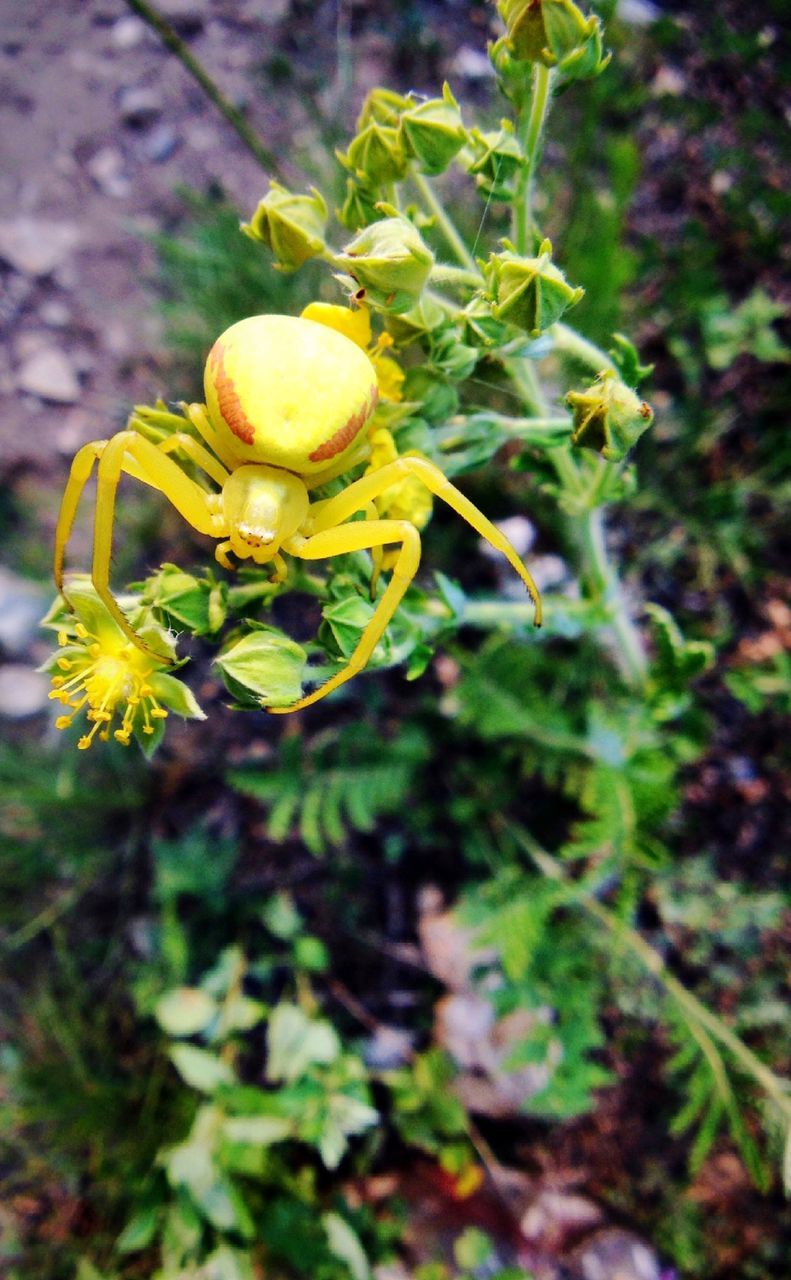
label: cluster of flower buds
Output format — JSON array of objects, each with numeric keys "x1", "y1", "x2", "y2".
[
  {"x1": 567, "y1": 371, "x2": 654, "y2": 462},
  {"x1": 494, "y1": 0, "x2": 610, "y2": 81},
  {"x1": 241, "y1": 181, "x2": 328, "y2": 271},
  {"x1": 485, "y1": 238, "x2": 584, "y2": 335},
  {"x1": 464, "y1": 122, "x2": 523, "y2": 200},
  {"x1": 333, "y1": 213, "x2": 435, "y2": 313},
  {"x1": 338, "y1": 84, "x2": 466, "y2": 230}
]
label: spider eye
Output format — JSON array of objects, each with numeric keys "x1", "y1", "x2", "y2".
[{"x1": 239, "y1": 522, "x2": 274, "y2": 547}]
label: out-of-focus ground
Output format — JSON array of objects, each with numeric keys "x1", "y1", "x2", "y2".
[{"x1": 0, "y1": 0, "x2": 491, "y2": 469}]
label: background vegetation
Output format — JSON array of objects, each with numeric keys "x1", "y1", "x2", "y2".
[{"x1": 2, "y1": 2, "x2": 789, "y2": 1278}]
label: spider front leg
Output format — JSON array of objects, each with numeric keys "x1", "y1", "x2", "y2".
[
  {"x1": 185, "y1": 402, "x2": 242, "y2": 471},
  {"x1": 271, "y1": 518, "x2": 421, "y2": 713},
  {"x1": 309, "y1": 457, "x2": 542, "y2": 623},
  {"x1": 89, "y1": 431, "x2": 224, "y2": 654}
]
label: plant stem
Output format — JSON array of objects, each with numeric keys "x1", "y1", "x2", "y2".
[
  {"x1": 517, "y1": 835, "x2": 791, "y2": 1126},
  {"x1": 124, "y1": 0, "x2": 283, "y2": 179},
  {"x1": 412, "y1": 171, "x2": 480, "y2": 274},
  {"x1": 552, "y1": 322, "x2": 617, "y2": 374},
  {"x1": 514, "y1": 65, "x2": 553, "y2": 254},
  {"x1": 579, "y1": 503, "x2": 648, "y2": 686},
  {"x1": 430, "y1": 264, "x2": 484, "y2": 290},
  {"x1": 506, "y1": 358, "x2": 646, "y2": 685}
]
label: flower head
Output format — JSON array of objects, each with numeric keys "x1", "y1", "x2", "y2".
[{"x1": 42, "y1": 581, "x2": 204, "y2": 753}]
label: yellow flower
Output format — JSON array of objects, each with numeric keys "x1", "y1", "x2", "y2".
[
  {"x1": 43, "y1": 581, "x2": 203, "y2": 752},
  {"x1": 301, "y1": 301, "x2": 405, "y2": 403},
  {"x1": 366, "y1": 426, "x2": 433, "y2": 529}
]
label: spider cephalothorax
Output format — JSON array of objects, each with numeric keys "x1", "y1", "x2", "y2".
[{"x1": 55, "y1": 307, "x2": 540, "y2": 713}]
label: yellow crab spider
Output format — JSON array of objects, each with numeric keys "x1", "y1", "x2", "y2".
[{"x1": 54, "y1": 312, "x2": 541, "y2": 714}]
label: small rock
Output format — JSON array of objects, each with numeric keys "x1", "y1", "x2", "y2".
[
  {"x1": 0, "y1": 569, "x2": 48, "y2": 658},
  {"x1": 118, "y1": 85, "x2": 162, "y2": 127},
  {"x1": 16, "y1": 348, "x2": 80, "y2": 404},
  {"x1": 157, "y1": 0, "x2": 205, "y2": 36},
  {"x1": 362, "y1": 1026, "x2": 415, "y2": 1069},
  {"x1": 521, "y1": 1190, "x2": 603, "y2": 1249},
  {"x1": 56, "y1": 408, "x2": 102, "y2": 455},
  {"x1": 144, "y1": 123, "x2": 180, "y2": 163},
  {"x1": 449, "y1": 46, "x2": 496, "y2": 80},
  {"x1": 0, "y1": 664, "x2": 50, "y2": 719},
  {"x1": 110, "y1": 15, "x2": 147, "y2": 49},
  {"x1": 39, "y1": 300, "x2": 71, "y2": 327},
  {"x1": 0, "y1": 218, "x2": 79, "y2": 278},
  {"x1": 85, "y1": 146, "x2": 132, "y2": 199},
  {"x1": 573, "y1": 1229, "x2": 664, "y2": 1280}
]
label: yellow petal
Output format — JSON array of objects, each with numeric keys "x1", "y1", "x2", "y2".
[
  {"x1": 300, "y1": 301, "x2": 372, "y2": 350},
  {"x1": 372, "y1": 352, "x2": 405, "y2": 402}
]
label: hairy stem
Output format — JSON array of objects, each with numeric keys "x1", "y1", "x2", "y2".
[
  {"x1": 552, "y1": 322, "x2": 617, "y2": 374},
  {"x1": 430, "y1": 263, "x2": 485, "y2": 290},
  {"x1": 412, "y1": 171, "x2": 480, "y2": 274},
  {"x1": 124, "y1": 0, "x2": 283, "y2": 178},
  {"x1": 514, "y1": 65, "x2": 554, "y2": 254},
  {"x1": 579, "y1": 504, "x2": 648, "y2": 685}
]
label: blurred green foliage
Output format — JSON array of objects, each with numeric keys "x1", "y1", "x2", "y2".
[{"x1": 3, "y1": 3, "x2": 790, "y2": 1279}]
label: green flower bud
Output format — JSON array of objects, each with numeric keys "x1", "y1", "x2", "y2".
[
  {"x1": 384, "y1": 295, "x2": 447, "y2": 344},
  {"x1": 143, "y1": 564, "x2": 225, "y2": 636},
  {"x1": 399, "y1": 83, "x2": 466, "y2": 176},
  {"x1": 567, "y1": 371, "x2": 653, "y2": 462},
  {"x1": 430, "y1": 329, "x2": 479, "y2": 381},
  {"x1": 334, "y1": 215, "x2": 435, "y2": 313},
  {"x1": 402, "y1": 368, "x2": 459, "y2": 422},
  {"x1": 215, "y1": 628, "x2": 307, "y2": 709},
  {"x1": 337, "y1": 177, "x2": 382, "y2": 231},
  {"x1": 465, "y1": 123, "x2": 523, "y2": 199},
  {"x1": 486, "y1": 238, "x2": 584, "y2": 335},
  {"x1": 241, "y1": 182, "x2": 328, "y2": 272},
  {"x1": 339, "y1": 121, "x2": 409, "y2": 185},
  {"x1": 497, "y1": 0, "x2": 609, "y2": 80},
  {"x1": 357, "y1": 86, "x2": 409, "y2": 128},
  {"x1": 461, "y1": 296, "x2": 513, "y2": 348}
]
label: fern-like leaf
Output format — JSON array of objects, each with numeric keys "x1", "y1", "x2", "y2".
[{"x1": 228, "y1": 726, "x2": 429, "y2": 855}]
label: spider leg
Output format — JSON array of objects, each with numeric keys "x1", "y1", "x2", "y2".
[
  {"x1": 91, "y1": 431, "x2": 223, "y2": 654},
  {"x1": 157, "y1": 431, "x2": 230, "y2": 488},
  {"x1": 309, "y1": 457, "x2": 542, "y2": 624},
  {"x1": 185, "y1": 402, "x2": 242, "y2": 471},
  {"x1": 272, "y1": 518, "x2": 421, "y2": 713},
  {"x1": 54, "y1": 440, "x2": 106, "y2": 596},
  {"x1": 364, "y1": 501, "x2": 385, "y2": 599}
]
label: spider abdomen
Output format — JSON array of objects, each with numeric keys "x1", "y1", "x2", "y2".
[{"x1": 205, "y1": 314, "x2": 378, "y2": 475}]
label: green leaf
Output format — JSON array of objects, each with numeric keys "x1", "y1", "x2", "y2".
[
  {"x1": 155, "y1": 987, "x2": 218, "y2": 1037},
  {"x1": 267, "y1": 1003, "x2": 341, "y2": 1082},
  {"x1": 149, "y1": 671, "x2": 206, "y2": 721},
  {"x1": 222, "y1": 1114, "x2": 294, "y2": 1145},
  {"x1": 169, "y1": 1044, "x2": 234, "y2": 1093},
  {"x1": 454, "y1": 1227, "x2": 493, "y2": 1270},
  {"x1": 116, "y1": 1205, "x2": 159, "y2": 1254},
  {"x1": 228, "y1": 725, "x2": 428, "y2": 855},
  {"x1": 323, "y1": 1213, "x2": 372, "y2": 1280}
]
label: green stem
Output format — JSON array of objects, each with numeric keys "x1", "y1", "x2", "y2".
[
  {"x1": 430, "y1": 264, "x2": 484, "y2": 290},
  {"x1": 412, "y1": 171, "x2": 480, "y2": 274},
  {"x1": 506, "y1": 358, "x2": 645, "y2": 685},
  {"x1": 514, "y1": 64, "x2": 554, "y2": 254},
  {"x1": 124, "y1": 0, "x2": 283, "y2": 179},
  {"x1": 552, "y1": 322, "x2": 617, "y2": 374},
  {"x1": 579, "y1": 503, "x2": 647, "y2": 686},
  {"x1": 518, "y1": 835, "x2": 791, "y2": 1126}
]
